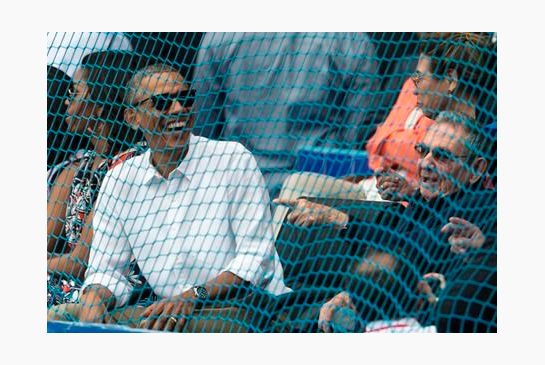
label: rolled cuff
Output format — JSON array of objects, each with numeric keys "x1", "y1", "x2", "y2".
[
  {"x1": 223, "y1": 254, "x2": 265, "y2": 289},
  {"x1": 82, "y1": 272, "x2": 133, "y2": 307}
]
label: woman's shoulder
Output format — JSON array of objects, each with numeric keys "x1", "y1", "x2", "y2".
[
  {"x1": 103, "y1": 143, "x2": 149, "y2": 172},
  {"x1": 47, "y1": 150, "x2": 93, "y2": 189}
]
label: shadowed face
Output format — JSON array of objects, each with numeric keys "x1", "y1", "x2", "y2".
[
  {"x1": 412, "y1": 54, "x2": 451, "y2": 119},
  {"x1": 64, "y1": 68, "x2": 95, "y2": 134},
  {"x1": 417, "y1": 122, "x2": 473, "y2": 200}
]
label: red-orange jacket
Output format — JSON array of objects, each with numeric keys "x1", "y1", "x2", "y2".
[{"x1": 366, "y1": 78, "x2": 435, "y2": 183}]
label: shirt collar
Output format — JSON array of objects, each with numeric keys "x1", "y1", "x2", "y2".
[
  {"x1": 141, "y1": 133, "x2": 199, "y2": 184},
  {"x1": 409, "y1": 179, "x2": 488, "y2": 216}
]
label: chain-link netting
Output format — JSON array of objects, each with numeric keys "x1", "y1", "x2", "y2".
[{"x1": 47, "y1": 32, "x2": 497, "y2": 333}]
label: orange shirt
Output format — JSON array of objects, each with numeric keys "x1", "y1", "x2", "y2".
[{"x1": 366, "y1": 78, "x2": 435, "y2": 183}]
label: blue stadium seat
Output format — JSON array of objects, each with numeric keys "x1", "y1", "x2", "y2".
[
  {"x1": 295, "y1": 146, "x2": 371, "y2": 178},
  {"x1": 48, "y1": 320, "x2": 151, "y2": 333}
]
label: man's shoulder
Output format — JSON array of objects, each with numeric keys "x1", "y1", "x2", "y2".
[
  {"x1": 194, "y1": 135, "x2": 249, "y2": 157},
  {"x1": 456, "y1": 185, "x2": 497, "y2": 208},
  {"x1": 104, "y1": 150, "x2": 148, "y2": 182},
  {"x1": 193, "y1": 136, "x2": 256, "y2": 175}
]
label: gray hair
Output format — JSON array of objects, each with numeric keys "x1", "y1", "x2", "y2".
[
  {"x1": 434, "y1": 111, "x2": 490, "y2": 159},
  {"x1": 124, "y1": 63, "x2": 183, "y2": 105}
]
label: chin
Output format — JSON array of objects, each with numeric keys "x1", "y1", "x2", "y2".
[
  {"x1": 419, "y1": 187, "x2": 439, "y2": 201},
  {"x1": 421, "y1": 108, "x2": 438, "y2": 119},
  {"x1": 166, "y1": 132, "x2": 190, "y2": 149}
]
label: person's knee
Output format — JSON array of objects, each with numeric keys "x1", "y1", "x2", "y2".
[
  {"x1": 184, "y1": 307, "x2": 259, "y2": 333},
  {"x1": 47, "y1": 303, "x2": 81, "y2": 322}
]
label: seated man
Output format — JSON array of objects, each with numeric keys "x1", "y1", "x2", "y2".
[
  {"x1": 48, "y1": 63, "x2": 291, "y2": 332},
  {"x1": 275, "y1": 111, "x2": 496, "y2": 332}
]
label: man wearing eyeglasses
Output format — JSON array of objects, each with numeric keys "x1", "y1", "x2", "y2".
[
  {"x1": 57, "y1": 63, "x2": 291, "y2": 332},
  {"x1": 275, "y1": 111, "x2": 496, "y2": 332}
]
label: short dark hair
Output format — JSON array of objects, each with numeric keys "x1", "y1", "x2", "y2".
[
  {"x1": 79, "y1": 50, "x2": 145, "y2": 155},
  {"x1": 47, "y1": 65, "x2": 89, "y2": 168},
  {"x1": 434, "y1": 111, "x2": 494, "y2": 162}
]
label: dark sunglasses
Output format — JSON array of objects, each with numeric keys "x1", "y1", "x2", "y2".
[
  {"x1": 132, "y1": 88, "x2": 196, "y2": 112},
  {"x1": 414, "y1": 143, "x2": 468, "y2": 163}
]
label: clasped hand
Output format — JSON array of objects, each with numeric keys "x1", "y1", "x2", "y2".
[{"x1": 376, "y1": 168, "x2": 417, "y2": 201}]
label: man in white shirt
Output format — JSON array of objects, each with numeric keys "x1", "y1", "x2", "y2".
[{"x1": 49, "y1": 63, "x2": 290, "y2": 332}]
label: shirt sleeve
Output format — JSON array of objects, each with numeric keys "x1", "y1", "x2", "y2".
[
  {"x1": 81, "y1": 169, "x2": 133, "y2": 307},
  {"x1": 223, "y1": 146, "x2": 279, "y2": 288}
]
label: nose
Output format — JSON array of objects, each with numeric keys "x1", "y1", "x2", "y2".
[
  {"x1": 419, "y1": 152, "x2": 435, "y2": 170},
  {"x1": 168, "y1": 99, "x2": 192, "y2": 115}
]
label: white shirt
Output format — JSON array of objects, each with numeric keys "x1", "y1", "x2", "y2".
[
  {"x1": 403, "y1": 107, "x2": 423, "y2": 130},
  {"x1": 47, "y1": 32, "x2": 133, "y2": 77},
  {"x1": 83, "y1": 134, "x2": 291, "y2": 307}
]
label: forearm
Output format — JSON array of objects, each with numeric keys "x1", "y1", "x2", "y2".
[
  {"x1": 47, "y1": 254, "x2": 86, "y2": 281},
  {"x1": 180, "y1": 271, "x2": 249, "y2": 302}
]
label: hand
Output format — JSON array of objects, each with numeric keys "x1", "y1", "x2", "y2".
[
  {"x1": 417, "y1": 272, "x2": 446, "y2": 305},
  {"x1": 78, "y1": 285, "x2": 114, "y2": 324},
  {"x1": 318, "y1": 291, "x2": 357, "y2": 333},
  {"x1": 78, "y1": 302, "x2": 113, "y2": 324},
  {"x1": 376, "y1": 169, "x2": 416, "y2": 201},
  {"x1": 139, "y1": 295, "x2": 196, "y2": 332},
  {"x1": 440, "y1": 217, "x2": 486, "y2": 254},
  {"x1": 273, "y1": 197, "x2": 348, "y2": 228}
]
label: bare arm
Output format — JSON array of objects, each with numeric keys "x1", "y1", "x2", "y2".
[
  {"x1": 47, "y1": 210, "x2": 93, "y2": 280},
  {"x1": 47, "y1": 164, "x2": 77, "y2": 253},
  {"x1": 196, "y1": 271, "x2": 247, "y2": 301}
]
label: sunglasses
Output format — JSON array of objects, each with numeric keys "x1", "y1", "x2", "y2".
[
  {"x1": 414, "y1": 143, "x2": 469, "y2": 163},
  {"x1": 132, "y1": 88, "x2": 196, "y2": 112}
]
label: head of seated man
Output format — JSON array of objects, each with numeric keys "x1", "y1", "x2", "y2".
[
  {"x1": 347, "y1": 112, "x2": 492, "y2": 319},
  {"x1": 415, "y1": 111, "x2": 489, "y2": 201},
  {"x1": 124, "y1": 64, "x2": 196, "y2": 178}
]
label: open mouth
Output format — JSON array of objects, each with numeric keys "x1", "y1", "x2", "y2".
[
  {"x1": 164, "y1": 115, "x2": 190, "y2": 132},
  {"x1": 165, "y1": 120, "x2": 187, "y2": 132},
  {"x1": 164, "y1": 112, "x2": 192, "y2": 133}
]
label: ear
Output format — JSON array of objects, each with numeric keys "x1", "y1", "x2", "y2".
[
  {"x1": 446, "y1": 68, "x2": 459, "y2": 95},
  {"x1": 124, "y1": 108, "x2": 139, "y2": 130},
  {"x1": 468, "y1": 157, "x2": 488, "y2": 184}
]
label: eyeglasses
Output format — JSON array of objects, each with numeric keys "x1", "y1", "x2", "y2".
[
  {"x1": 67, "y1": 86, "x2": 85, "y2": 101},
  {"x1": 414, "y1": 143, "x2": 469, "y2": 163},
  {"x1": 410, "y1": 70, "x2": 425, "y2": 86},
  {"x1": 131, "y1": 88, "x2": 196, "y2": 112}
]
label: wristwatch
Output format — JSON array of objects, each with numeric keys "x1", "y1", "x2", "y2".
[{"x1": 192, "y1": 285, "x2": 209, "y2": 303}]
